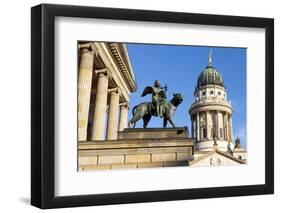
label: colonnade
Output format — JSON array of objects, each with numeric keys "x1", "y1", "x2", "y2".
[
  {"x1": 191, "y1": 111, "x2": 233, "y2": 142},
  {"x1": 78, "y1": 45, "x2": 130, "y2": 141}
]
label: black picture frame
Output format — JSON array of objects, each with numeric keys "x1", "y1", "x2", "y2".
[{"x1": 31, "y1": 3, "x2": 274, "y2": 209}]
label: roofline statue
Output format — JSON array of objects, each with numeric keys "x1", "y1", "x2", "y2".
[
  {"x1": 128, "y1": 80, "x2": 184, "y2": 128},
  {"x1": 141, "y1": 80, "x2": 167, "y2": 118}
]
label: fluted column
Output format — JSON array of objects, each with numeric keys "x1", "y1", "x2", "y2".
[
  {"x1": 106, "y1": 88, "x2": 120, "y2": 140},
  {"x1": 87, "y1": 87, "x2": 97, "y2": 139},
  {"x1": 191, "y1": 117, "x2": 194, "y2": 138},
  {"x1": 119, "y1": 102, "x2": 129, "y2": 131},
  {"x1": 216, "y1": 111, "x2": 219, "y2": 138},
  {"x1": 196, "y1": 112, "x2": 200, "y2": 141},
  {"x1": 225, "y1": 113, "x2": 229, "y2": 141},
  {"x1": 228, "y1": 114, "x2": 233, "y2": 142},
  {"x1": 90, "y1": 69, "x2": 109, "y2": 140},
  {"x1": 78, "y1": 44, "x2": 94, "y2": 141},
  {"x1": 206, "y1": 111, "x2": 209, "y2": 139}
]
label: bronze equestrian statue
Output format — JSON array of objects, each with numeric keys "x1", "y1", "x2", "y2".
[{"x1": 128, "y1": 80, "x2": 184, "y2": 128}]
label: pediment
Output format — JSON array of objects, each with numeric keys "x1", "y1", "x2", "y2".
[{"x1": 190, "y1": 150, "x2": 246, "y2": 167}]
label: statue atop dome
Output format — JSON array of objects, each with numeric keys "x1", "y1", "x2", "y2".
[{"x1": 208, "y1": 50, "x2": 212, "y2": 67}]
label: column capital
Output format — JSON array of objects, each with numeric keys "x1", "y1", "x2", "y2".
[
  {"x1": 79, "y1": 43, "x2": 95, "y2": 55},
  {"x1": 108, "y1": 87, "x2": 121, "y2": 95},
  {"x1": 95, "y1": 68, "x2": 108, "y2": 77},
  {"x1": 79, "y1": 42, "x2": 92, "y2": 49},
  {"x1": 120, "y1": 102, "x2": 130, "y2": 109}
]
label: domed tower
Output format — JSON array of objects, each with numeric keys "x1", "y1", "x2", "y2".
[{"x1": 189, "y1": 51, "x2": 234, "y2": 152}]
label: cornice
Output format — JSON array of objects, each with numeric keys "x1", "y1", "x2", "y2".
[
  {"x1": 189, "y1": 100, "x2": 233, "y2": 115},
  {"x1": 106, "y1": 43, "x2": 137, "y2": 92}
]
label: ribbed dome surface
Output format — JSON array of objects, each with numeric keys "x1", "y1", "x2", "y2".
[{"x1": 197, "y1": 64, "x2": 224, "y2": 88}]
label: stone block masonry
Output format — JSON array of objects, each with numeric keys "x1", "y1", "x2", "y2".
[{"x1": 78, "y1": 138, "x2": 194, "y2": 171}]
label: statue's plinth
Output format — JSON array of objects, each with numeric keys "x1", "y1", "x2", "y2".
[
  {"x1": 79, "y1": 127, "x2": 194, "y2": 171},
  {"x1": 118, "y1": 127, "x2": 189, "y2": 140}
]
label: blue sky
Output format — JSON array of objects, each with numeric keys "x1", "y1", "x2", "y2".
[{"x1": 127, "y1": 44, "x2": 247, "y2": 148}]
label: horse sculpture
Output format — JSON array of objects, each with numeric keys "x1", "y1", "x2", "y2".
[{"x1": 128, "y1": 93, "x2": 184, "y2": 128}]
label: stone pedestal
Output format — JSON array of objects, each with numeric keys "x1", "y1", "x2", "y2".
[
  {"x1": 78, "y1": 127, "x2": 194, "y2": 171},
  {"x1": 118, "y1": 127, "x2": 189, "y2": 140},
  {"x1": 79, "y1": 137, "x2": 194, "y2": 171}
]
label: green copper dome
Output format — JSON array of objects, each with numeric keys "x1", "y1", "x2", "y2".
[{"x1": 196, "y1": 51, "x2": 224, "y2": 88}]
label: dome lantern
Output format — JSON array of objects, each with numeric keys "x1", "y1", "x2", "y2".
[
  {"x1": 208, "y1": 49, "x2": 212, "y2": 67},
  {"x1": 196, "y1": 50, "x2": 224, "y2": 88}
]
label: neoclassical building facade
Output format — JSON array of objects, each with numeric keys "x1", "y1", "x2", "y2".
[
  {"x1": 78, "y1": 41, "x2": 137, "y2": 142},
  {"x1": 77, "y1": 42, "x2": 195, "y2": 171}
]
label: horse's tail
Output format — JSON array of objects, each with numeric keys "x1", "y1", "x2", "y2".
[
  {"x1": 132, "y1": 104, "x2": 139, "y2": 116},
  {"x1": 128, "y1": 104, "x2": 140, "y2": 128}
]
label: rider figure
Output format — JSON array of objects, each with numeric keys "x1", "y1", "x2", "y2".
[{"x1": 152, "y1": 80, "x2": 166, "y2": 118}]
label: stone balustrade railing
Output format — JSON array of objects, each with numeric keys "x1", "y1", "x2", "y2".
[{"x1": 191, "y1": 97, "x2": 231, "y2": 108}]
